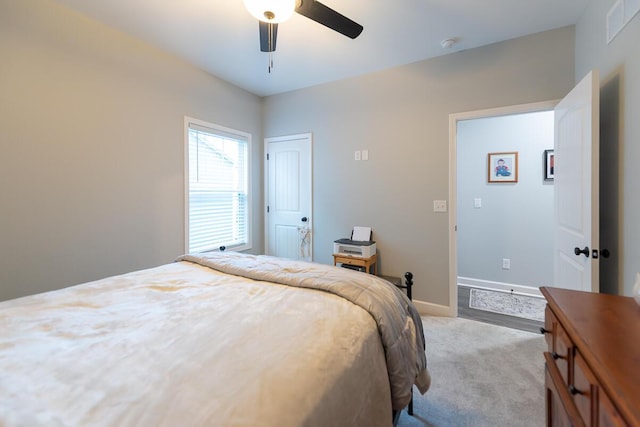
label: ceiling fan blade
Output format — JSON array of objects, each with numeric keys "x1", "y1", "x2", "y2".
[
  {"x1": 295, "y1": 0, "x2": 363, "y2": 39},
  {"x1": 259, "y1": 21, "x2": 278, "y2": 52}
]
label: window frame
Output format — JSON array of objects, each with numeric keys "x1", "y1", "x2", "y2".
[{"x1": 184, "y1": 116, "x2": 252, "y2": 254}]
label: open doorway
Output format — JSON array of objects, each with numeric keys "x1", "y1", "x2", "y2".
[
  {"x1": 448, "y1": 72, "x2": 601, "y2": 331},
  {"x1": 449, "y1": 101, "x2": 557, "y2": 332}
]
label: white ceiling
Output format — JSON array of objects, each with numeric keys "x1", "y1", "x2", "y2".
[{"x1": 50, "y1": 0, "x2": 590, "y2": 97}]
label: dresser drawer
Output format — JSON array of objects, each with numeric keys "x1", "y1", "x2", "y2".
[
  {"x1": 554, "y1": 320, "x2": 573, "y2": 386},
  {"x1": 544, "y1": 305, "x2": 572, "y2": 387},
  {"x1": 598, "y1": 389, "x2": 626, "y2": 426},
  {"x1": 573, "y1": 351, "x2": 597, "y2": 426},
  {"x1": 546, "y1": 364, "x2": 574, "y2": 427},
  {"x1": 545, "y1": 352, "x2": 585, "y2": 427},
  {"x1": 543, "y1": 305, "x2": 555, "y2": 350}
]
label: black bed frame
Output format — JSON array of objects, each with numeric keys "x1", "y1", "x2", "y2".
[{"x1": 392, "y1": 272, "x2": 415, "y2": 426}]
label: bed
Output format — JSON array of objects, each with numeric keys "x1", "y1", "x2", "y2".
[{"x1": 0, "y1": 252, "x2": 430, "y2": 427}]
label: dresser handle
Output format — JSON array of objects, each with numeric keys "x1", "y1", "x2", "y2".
[
  {"x1": 540, "y1": 327, "x2": 551, "y2": 334},
  {"x1": 569, "y1": 385, "x2": 582, "y2": 395}
]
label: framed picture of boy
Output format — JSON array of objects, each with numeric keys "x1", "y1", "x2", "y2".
[{"x1": 488, "y1": 152, "x2": 518, "y2": 183}]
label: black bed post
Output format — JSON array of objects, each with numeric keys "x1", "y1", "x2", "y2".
[
  {"x1": 404, "y1": 272, "x2": 413, "y2": 301},
  {"x1": 404, "y1": 272, "x2": 414, "y2": 416}
]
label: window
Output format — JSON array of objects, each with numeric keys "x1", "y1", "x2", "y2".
[{"x1": 185, "y1": 117, "x2": 250, "y2": 253}]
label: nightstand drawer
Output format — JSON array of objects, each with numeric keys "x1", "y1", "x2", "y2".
[
  {"x1": 333, "y1": 253, "x2": 377, "y2": 275},
  {"x1": 341, "y1": 257, "x2": 366, "y2": 267}
]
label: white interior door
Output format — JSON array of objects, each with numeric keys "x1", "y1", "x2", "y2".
[
  {"x1": 265, "y1": 134, "x2": 312, "y2": 261},
  {"x1": 554, "y1": 70, "x2": 600, "y2": 292}
]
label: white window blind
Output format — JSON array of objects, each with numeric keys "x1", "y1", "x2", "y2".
[{"x1": 186, "y1": 119, "x2": 250, "y2": 253}]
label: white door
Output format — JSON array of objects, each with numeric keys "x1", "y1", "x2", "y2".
[
  {"x1": 554, "y1": 70, "x2": 600, "y2": 292},
  {"x1": 265, "y1": 134, "x2": 313, "y2": 261}
]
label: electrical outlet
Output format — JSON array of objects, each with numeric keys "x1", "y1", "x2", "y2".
[
  {"x1": 354, "y1": 150, "x2": 361, "y2": 161},
  {"x1": 502, "y1": 258, "x2": 511, "y2": 270}
]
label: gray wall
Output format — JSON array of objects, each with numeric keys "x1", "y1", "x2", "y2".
[
  {"x1": 7, "y1": 1, "x2": 618, "y2": 307},
  {"x1": 0, "y1": 0, "x2": 263, "y2": 301},
  {"x1": 264, "y1": 27, "x2": 575, "y2": 306},
  {"x1": 575, "y1": 1, "x2": 640, "y2": 296},
  {"x1": 457, "y1": 111, "x2": 554, "y2": 289}
]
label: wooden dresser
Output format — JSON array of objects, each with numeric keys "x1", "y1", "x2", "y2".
[{"x1": 540, "y1": 287, "x2": 640, "y2": 426}]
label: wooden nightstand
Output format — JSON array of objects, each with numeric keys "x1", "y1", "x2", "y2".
[{"x1": 333, "y1": 253, "x2": 377, "y2": 275}]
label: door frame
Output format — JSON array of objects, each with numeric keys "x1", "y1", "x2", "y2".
[
  {"x1": 264, "y1": 133, "x2": 313, "y2": 259},
  {"x1": 447, "y1": 100, "x2": 559, "y2": 317}
]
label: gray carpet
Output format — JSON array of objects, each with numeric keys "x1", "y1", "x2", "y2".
[{"x1": 398, "y1": 316, "x2": 546, "y2": 427}]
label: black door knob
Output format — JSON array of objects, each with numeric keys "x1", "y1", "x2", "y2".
[
  {"x1": 301, "y1": 217, "x2": 308, "y2": 222},
  {"x1": 574, "y1": 246, "x2": 589, "y2": 257}
]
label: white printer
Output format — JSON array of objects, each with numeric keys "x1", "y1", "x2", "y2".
[{"x1": 333, "y1": 226, "x2": 376, "y2": 258}]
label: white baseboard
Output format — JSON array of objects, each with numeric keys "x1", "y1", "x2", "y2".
[
  {"x1": 412, "y1": 299, "x2": 454, "y2": 317},
  {"x1": 457, "y1": 276, "x2": 543, "y2": 298}
]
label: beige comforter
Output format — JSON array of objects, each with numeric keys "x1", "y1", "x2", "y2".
[
  {"x1": 178, "y1": 252, "x2": 431, "y2": 409},
  {"x1": 0, "y1": 253, "x2": 429, "y2": 427}
]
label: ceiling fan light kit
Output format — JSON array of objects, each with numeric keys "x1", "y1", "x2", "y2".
[{"x1": 243, "y1": 0, "x2": 296, "y2": 23}]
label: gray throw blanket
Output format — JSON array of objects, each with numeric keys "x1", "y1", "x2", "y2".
[{"x1": 177, "y1": 252, "x2": 431, "y2": 410}]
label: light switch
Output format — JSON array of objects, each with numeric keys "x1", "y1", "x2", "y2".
[
  {"x1": 362, "y1": 150, "x2": 369, "y2": 161},
  {"x1": 354, "y1": 150, "x2": 361, "y2": 161},
  {"x1": 474, "y1": 198, "x2": 482, "y2": 208},
  {"x1": 433, "y1": 200, "x2": 447, "y2": 212}
]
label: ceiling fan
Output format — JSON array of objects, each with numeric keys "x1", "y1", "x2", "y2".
[{"x1": 243, "y1": 0, "x2": 363, "y2": 69}]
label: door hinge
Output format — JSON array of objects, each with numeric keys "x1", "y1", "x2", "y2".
[
  {"x1": 266, "y1": 153, "x2": 269, "y2": 160},
  {"x1": 267, "y1": 205, "x2": 270, "y2": 213}
]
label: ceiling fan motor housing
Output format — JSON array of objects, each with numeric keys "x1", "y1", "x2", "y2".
[{"x1": 249, "y1": 0, "x2": 364, "y2": 55}]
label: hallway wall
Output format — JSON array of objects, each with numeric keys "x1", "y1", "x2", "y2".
[{"x1": 457, "y1": 110, "x2": 555, "y2": 294}]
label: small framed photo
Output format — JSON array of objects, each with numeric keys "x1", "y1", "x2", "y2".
[
  {"x1": 544, "y1": 149, "x2": 554, "y2": 181},
  {"x1": 488, "y1": 152, "x2": 518, "y2": 183}
]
